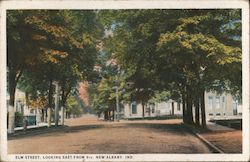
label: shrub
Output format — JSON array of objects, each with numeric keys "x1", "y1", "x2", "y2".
[{"x1": 15, "y1": 112, "x2": 23, "y2": 127}]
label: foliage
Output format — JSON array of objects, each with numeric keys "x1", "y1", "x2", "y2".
[
  {"x1": 7, "y1": 10, "x2": 104, "y2": 130},
  {"x1": 149, "y1": 91, "x2": 171, "y2": 104},
  {"x1": 66, "y1": 95, "x2": 83, "y2": 117},
  {"x1": 97, "y1": 9, "x2": 242, "y2": 125},
  {"x1": 7, "y1": 9, "x2": 242, "y2": 127},
  {"x1": 15, "y1": 112, "x2": 24, "y2": 127},
  {"x1": 9, "y1": 10, "x2": 104, "y2": 106}
]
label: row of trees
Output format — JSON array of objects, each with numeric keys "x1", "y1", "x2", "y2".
[
  {"x1": 7, "y1": 10, "x2": 104, "y2": 133},
  {"x1": 92, "y1": 9, "x2": 242, "y2": 126},
  {"x1": 7, "y1": 9, "x2": 242, "y2": 131}
]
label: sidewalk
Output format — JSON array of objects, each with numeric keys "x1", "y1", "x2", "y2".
[
  {"x1": 186, "y1": 121, "x2": 242, "y2": 153},
  {"x1": 14, "y1": 122, "x2": 48, "y2": 131},
  {"x1": 206, "y1": 121, "x2": 235, "y2": 131},
  {"x1": 201, "y1": 121, "x2": 242, "y2": 153},
  {"x1": 8, "y1": 122, "x2": 68, "y2": 139}
]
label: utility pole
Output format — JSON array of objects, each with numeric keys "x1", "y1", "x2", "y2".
[{"x1": 54, "y1": 81, "x2": 60, "y2": 126}]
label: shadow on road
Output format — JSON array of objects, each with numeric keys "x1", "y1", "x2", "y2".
[
  {"x1": 65, "y1": 124, "x2": 105, "y2": 133},
  {"x1": 124, "y1": 123, "x2": 188, "y2": 135},
  {"x1": 8, "y1": 121, "x2": 192, "y2": 140},
  {"x1": 8, "y1": 124, "x2": 105, "y2": 140}
]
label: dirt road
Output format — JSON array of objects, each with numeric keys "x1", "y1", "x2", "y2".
[{"x1": 8, "y1": 114, "x2": 211, "y2": 154}]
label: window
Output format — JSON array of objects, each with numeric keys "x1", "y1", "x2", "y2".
[
  {"x1": 131, "y1": 102, "x2": 137, "y2": 114},
  {"x1": 215, "y1": 97, "x2": 220, "y2": 109},
  {"x1": 208, "y1": 96, "x2": 213, "y2": 110},
  {"x1": 177, "y1": 102, "x2": 181, "y2": 111},
  {"x1": 150, "y1": 104, "x2": 155, "y2": 113},
  {"x1": 222, "y1": 96, "x2": 225, "y2": 110},
  {"x1": 21, "y1": 105, "x2": 24, "y2": 114},
  {"x1": 233, "y1": 100, "x2": 238, "y2": 115}
]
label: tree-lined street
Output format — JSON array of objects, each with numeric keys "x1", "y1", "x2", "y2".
[
  {"x1": 6, "y1": 9, "x2": 242, "y2": 154},
  {"x1": 8, "y1": 115, "x2": 211, "y2": 154}
]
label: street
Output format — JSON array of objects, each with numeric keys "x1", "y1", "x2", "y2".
[{"x1": 8, "y1": 115, "x2": 212, "y2": 154}]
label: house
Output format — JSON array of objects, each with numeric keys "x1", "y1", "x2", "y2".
[
  {"x1": 122, "y1": 91, "x2": 242, "y2": 120},
  {"x1": 205, "y1": 91, "x2": 242, "y2": 119},
  {"x1": 7, "y1": 89, "x2": 42, "y2": 127},
  {"x1": 123, "y1": 100, "x2": 182, "y2": 118}
]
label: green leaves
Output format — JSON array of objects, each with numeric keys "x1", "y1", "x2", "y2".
[
  {"x1": 97, "y1": 9, "x2": 242, "y2": 106},
  {"x1": 8, "y1": 10, "x2": 105, "y2": 111},
  {"x1": 9, "y1": 9, "x2": 241, "y2": 115},
  {"x1": 158, "y1": 32, "x2": 241, "y2": 65}
]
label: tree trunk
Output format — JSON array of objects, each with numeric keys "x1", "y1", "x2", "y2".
[
  {"x1": 8, "y1": 69, "x2": 22, "y2": 133},
  {"x1": 60, "y1": 82, "x2": 71, "y2": 126},
  {"x1": 8, "y1": 86, "x2": 16, "y2": 133},
  {"x1": 54, "y1": 82, "x2": 59, "y2": 126},
  {"x1": 200, "y1": 89, "x2": 206, "y2": 128},
  {"x1": 182, "y1": 94, "x2": 187, "y2": 123},
  {"x1": 41, "y1": 108, "x2": 44, "y2": 122},
  {"x1": 109, "y1": 109, "x2": 112, "y2": 121},
  {"x1": 186, "y1": 91, "x2": 194, "y2": 124},
  {"x1": 61, "y1": 106, "x2": 65, "y2": 125},
  {"x1": 104, "y1": 110, "x2": 108, "y2": 120},
  {"x1": 171, "y1": 102, "x2": 175, "y2": 116},
  {"x1": 25, "y1": 92, "x2": 29, "y2": 109},
  {"x1": 142, "y1": 103, "x2": 145, "y2": 118},
  {"x1": 45, "y1": 107, "x2": 48, "y2": 121},
  {"x1": 148, "y1": 104, "x2": 151, "y2": 117},
  {"x1": 112, "y1": 110, "x2": 115, "y2": 121},
  {"x1": 47, "y1": 79, "x2": 53, "y2": 127},
  {"x1": 47, "y1": 107, "x2": 51, "y2": 126},
  {"x1": 66, "y1": 112, "x2": 70, "y2": 119},
  {"x1": 194, "y1": 97, "x2": 200, "y2": 125}
]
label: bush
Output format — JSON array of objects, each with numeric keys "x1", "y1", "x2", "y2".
[
  {"x1": 7, "y1": 112, "x2": 24, "y2": 128},
  {"x1": 15, "y1": 112, "x2": 24, "y2": 127}
]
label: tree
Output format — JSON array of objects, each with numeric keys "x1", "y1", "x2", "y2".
[
  {"x1": 157, "y1": 9, "x2": 241, "y2": 126},
  {"x1": 7, "y1": 10, "x2": 104, "y2": 131},
  {"x1": 99, "y1": 9, "x2": 241, "y2": 126},
  {"x1": 92, "y1": 77, "x2": 116, "y2": 120},
  {"x1": 65, "y1": 95, "x2": 83, "y2": 118},
  {"x1": 99, "y1": 10, "x2": 172, "y2": 117},
  {"x1": 7, "y1": 10, "x2": 53, "y2": 132}
]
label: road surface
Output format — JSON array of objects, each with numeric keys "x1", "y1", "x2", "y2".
[{"x1": 8, "y1": 114, "x2": 212, "y2": 154}]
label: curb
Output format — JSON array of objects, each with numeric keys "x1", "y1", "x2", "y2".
[
  {"x1": 193, "y1": 131, "x2": 224, "y2": 153},
  {"x1": 183, "y1": 124, "x2": 224, "y2": 153}
]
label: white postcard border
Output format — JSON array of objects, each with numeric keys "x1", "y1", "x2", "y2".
[{"x1": 0, "y1": 0, "x2": 249, "y2": 161}]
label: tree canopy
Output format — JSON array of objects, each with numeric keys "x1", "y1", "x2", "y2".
[
  {"x1": 7, "y1": 10, "x2": 104, "y2": 130},
  {"x1": 7, "y1": 9, "x2": 242, "y2": 128},
  {"x1": 96, "y1": 9, "x2": 241, "y2": 125}
]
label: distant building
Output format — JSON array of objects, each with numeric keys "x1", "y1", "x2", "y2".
[{"x1": 122, "y1": 91, "x2": 242, "y2": 120}]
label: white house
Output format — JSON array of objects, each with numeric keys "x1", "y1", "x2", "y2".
[
  {"x1": 122, "y1": 91, "x2": 242, "y2": 121},
  {"x1": 205, "y1": 91, "x2": 242, "y2": 119},
  {"x1": 7, "y1": 89, "x2": 42, "y2": 126}
]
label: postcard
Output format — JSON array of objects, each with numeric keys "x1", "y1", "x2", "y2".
[{"x1": 0, "y1": 0, "x2": 249, "y2": 161}]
